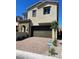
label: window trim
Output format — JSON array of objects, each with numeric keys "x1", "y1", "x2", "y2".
[
  {"x1": 43, "y1": 6, "x2": 51, "y2": 15},
  {"x1": 32, "y1": 10, "x2": 36, "y2": 17}
]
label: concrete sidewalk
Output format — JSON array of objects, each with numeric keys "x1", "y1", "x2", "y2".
[{"x1": 16, "y1": 50, "x2": 59, "y2": 59}]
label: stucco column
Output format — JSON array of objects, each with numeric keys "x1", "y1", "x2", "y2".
[{"x1": 52, "y1": 29, "x2": 55, "y2": 41}]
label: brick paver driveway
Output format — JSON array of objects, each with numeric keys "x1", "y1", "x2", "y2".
[{"x1": 16, "y1": 37, "x2": 51, "y2": 55}]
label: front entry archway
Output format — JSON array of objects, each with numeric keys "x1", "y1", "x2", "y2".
[{"x1": 21, "y1": 25, "x2": 26, "y2": 32}]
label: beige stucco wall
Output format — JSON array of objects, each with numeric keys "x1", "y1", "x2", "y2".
[{"x1": 27, "y1": 3, "x2": 57, "y2": 26}]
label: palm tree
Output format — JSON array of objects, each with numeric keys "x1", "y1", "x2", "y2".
[
  {"x1": 49, "y1": 21, "x2": 58, "y2": 55},
  {"x1": 51, "y1": 21, "x2": 58, "y2": 41}
]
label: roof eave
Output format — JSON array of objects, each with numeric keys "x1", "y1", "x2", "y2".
[{"x1": 27, "y1": 1, "x2": 58, "y2": 11}]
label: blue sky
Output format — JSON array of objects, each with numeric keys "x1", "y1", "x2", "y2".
[{"x1": 16, "y1": 0, "x2": 62, "y2": 27}]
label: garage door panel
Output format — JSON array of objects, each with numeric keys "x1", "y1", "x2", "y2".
[
  {"x1": 31, "y1": 26, "x2": 52, "y2": 38},
  {"x1": 33, "y1": 31, "x2": 52, "y2": 38}
]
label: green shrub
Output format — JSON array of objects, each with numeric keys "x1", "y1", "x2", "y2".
[
  {"x1": 52, "y1": 39, "x2": 57, "y2": 47},
  {"x1": 49, "y1": 48, "x2": 58, "y2": 56}
]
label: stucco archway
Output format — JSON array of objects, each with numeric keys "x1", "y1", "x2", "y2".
[{"x1": 21, "y1": 25, "x2": 26, "y2": 32}]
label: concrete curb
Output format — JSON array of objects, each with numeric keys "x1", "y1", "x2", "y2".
[{"x1": 16, "y1": 50, "x2": 59, "y2": 59}]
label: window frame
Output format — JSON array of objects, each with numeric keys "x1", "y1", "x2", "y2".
[
  {"x1": 43, "y1": 6, "x2": 51, "y2": 15},
  {"x1": 32, "y1": 10, "x2": 36, "y2": 17}
]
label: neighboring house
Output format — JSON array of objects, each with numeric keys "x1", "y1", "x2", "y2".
[{"x1": 27, "y1": 0, "x2": 58, "y2": 38}]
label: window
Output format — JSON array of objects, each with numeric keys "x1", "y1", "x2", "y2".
[
  {"x1": 43, "y1": 6, "x2": 51, "y2": 14},
  {"x1": 32, "y1": 10, "x2": 36, "y2": 17}
]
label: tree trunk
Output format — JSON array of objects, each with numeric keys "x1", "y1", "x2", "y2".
[
  {"x1": 54, "y1": 30, "x2": 57, "y2": 40},
  {"x1": 52, "y1": 29, "x2": 57, "y2": 41},
  {"x1": 52, "y1": 29, "x2": 55, "y2": 41}
]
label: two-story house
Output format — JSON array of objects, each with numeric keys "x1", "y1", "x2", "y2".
[{"x1": 27, "y1": 0, "x2": 58, "y2": 38}]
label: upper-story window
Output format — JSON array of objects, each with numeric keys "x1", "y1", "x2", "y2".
[
  {"x1": 43, "y1": 6, "x2": 51, "y2": 14},
  {"x1": 32, "y1": 10, "x2": 36, "y2": 17}
]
